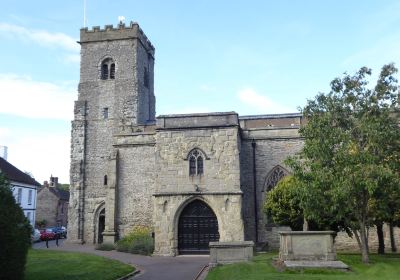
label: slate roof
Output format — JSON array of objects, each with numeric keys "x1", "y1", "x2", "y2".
[
  {"x1": 48, "y1": 187, "x2": 70, "y2": 201},
  {"x1": 0, "y1": 157, "x2": 41, "y2": 186}
]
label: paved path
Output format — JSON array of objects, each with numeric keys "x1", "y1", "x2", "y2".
[{"x1": 33, "y1": 240, "x2": 209, "y2": 280}]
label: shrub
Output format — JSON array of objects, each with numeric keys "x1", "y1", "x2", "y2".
[
  {"x1": 116, "y1": 226, "x2": 154, "y2": 255},
  {"x1": 95, "y1": 243, "x2": 115, "y2": 251},
  {"x1": 0, "y1": 173, "x2": 32, "y2": 280}
]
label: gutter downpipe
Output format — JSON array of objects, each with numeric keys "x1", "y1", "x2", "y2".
[{"x1": 252, "y1": 139, "x2": 258, "y2": 244}]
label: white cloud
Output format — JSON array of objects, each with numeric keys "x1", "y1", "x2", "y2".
[
  {"x1": 0, "y1": 74, "x2": 76, "y2": 120},
  {"x1": 237, "y1": 88, "x2": 291, "y2": 114},
  {"x1": 0, "y1": 22, "x2": 79, "y2": 52}
]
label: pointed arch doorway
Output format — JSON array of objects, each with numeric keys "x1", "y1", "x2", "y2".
[
  {"x1": 98, "y1": 209, "x2": 105, "y2": 244},
  {"x1": 178, "y1": 200, "x2": 219, "y2": 254}
]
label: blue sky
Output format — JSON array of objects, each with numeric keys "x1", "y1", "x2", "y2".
[{"x1": 1, "y1": 0, "x2": 400, "y2": 183}]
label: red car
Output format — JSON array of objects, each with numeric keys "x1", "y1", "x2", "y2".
[{"x1": 40, "y1": 229, "x2": 56, "y2": 241}]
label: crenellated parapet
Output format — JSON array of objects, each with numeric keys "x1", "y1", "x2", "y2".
[{"x1": 80, "y1": 21, "x2": 154, "y2": 55}]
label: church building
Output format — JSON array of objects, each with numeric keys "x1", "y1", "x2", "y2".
[{"x1": 68, "y1": 22, "x2": 304, "y2": 256}]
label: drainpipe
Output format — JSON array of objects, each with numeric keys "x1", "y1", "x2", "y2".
[{"x1": 251, "y1": 139, "x2": 258, "y2": 244}]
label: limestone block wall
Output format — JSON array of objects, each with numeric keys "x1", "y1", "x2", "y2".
[
  {"x1": 153, "y1": 194, "x2": 244, "y2": 256},
  {"x1": 155, "y1": 116, "x2": 242, "y2": 194},
  {"x1": 115, "y1": 133, "x2": 156, "y2": 237}
]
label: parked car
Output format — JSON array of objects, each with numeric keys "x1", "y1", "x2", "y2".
[
  {"x1": 40, "y1": 228, "x2": 56, "y2": 241},
  {"x1": 31, "y1": 228, "x2": 41, "y2": 243},
  {"x1": 52, "y1": 226, "x2": 67, "y2": 239}
]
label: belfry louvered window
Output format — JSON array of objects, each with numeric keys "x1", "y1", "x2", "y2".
[
  {"x1": 100, "y1": 58, "x2": 115, "y2": 80},
  {"x1": 188, "y1": 149, "x2": 204, "y2": 176},
  {"x1": 110, "y1": 64, "x2": 115, "y2": 79}
]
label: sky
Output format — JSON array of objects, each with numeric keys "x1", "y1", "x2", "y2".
[{"x1": 1, "y1": 0, "x2": 400, "y2": 184}]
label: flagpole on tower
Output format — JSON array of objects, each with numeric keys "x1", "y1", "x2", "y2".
[{"x1": 83, "y1": 0, "x2": 87, "y2": 27}]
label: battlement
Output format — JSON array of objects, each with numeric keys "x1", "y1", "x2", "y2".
[{"x1": 80, "y1": 21, "x2": 154, "y2": 54}]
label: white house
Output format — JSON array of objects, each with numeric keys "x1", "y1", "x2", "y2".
[{"x1": 0, "y1": 157, "x2": 40, "y2": 227}]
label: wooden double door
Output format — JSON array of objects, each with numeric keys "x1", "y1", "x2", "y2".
[{"x1": 178, "y1": 200, "x2": 219, "y2": 254}]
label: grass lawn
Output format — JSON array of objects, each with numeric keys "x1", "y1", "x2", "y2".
[
  {"x1": 206, "y1": 253, "x2": 400, "y2": 280},
  {"x1": 25, "y1": 250, "x2": 134, "y2": 280}
]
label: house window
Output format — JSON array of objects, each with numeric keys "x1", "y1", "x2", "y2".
[
  {"x1": 104, "y1": 175, "x2": 108, "y2": 186},
  {"x1": 100, "y1": 58, "x2": 115, "y2": 80},
  {"x1": 188, "y1": 149, "x2": 204, "y2": 176},
  {"x1": 27, "y1": 212, "x2": 31, "y2": 222},
  {"x1": 103, "y1": 108, "x2": 109, "y2": 119},
  {"x1": 17, "y1": 188, "x2": 22, "y2": 204},
  {"x1": 28, "y1": 189, "x2": 32, "y2": 205}
]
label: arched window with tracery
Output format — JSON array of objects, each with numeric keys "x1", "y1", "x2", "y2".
[
  {"x1": 188, "y1": 149, "x2": 204, "y2": 176},
  {"x1": 264, "y1": 165, "x2": 289, "y2": 191},
  {"x1": 100, "y1": 58, "x2": 115, "y2": 80}
]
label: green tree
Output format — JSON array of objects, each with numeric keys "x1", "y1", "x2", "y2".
[
  {"x1": 264, "y1": 176, "x2": 304, "y2": 231},
  {"x1": 287, "y1": 64, "x2": 400, "y2": 263},
  {"x1": 0, "y1": 173, "x2": 32, "y2": 279}
]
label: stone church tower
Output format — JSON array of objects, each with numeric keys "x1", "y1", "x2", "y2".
[{"x1": 69, "y1": 22, "x2": 156, "y2": 243}]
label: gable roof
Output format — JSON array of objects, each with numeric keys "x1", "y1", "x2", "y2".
[
  {"x1": 0, "y1": 157, "x2": 41, "y2": 186},
  {"x1": 48, "y1": 187, "x2": 70, "y2": 201}
]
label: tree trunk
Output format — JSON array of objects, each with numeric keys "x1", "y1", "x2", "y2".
[
  {"x1": 389, "y1": 222, "x2": 397, "y2": 252},
  {"x1": 366, "y1": 227, "x2": 370, "y2": 254},
  {"x1": 303, "y1": 218, "x2": 309, "y2": 231},
  {"x1": 359, "y1": 222, "x2": 369, "y2": 263},
  {"x1": 377, "y1": 222, "x2": 385, "y2": 254},
  {"x1": 353, "y1": 230, "x2": 362, "y2": 251}
]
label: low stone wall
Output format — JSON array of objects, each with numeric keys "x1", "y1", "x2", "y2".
[
  {"x1": 279, "y1": 231, "x2": 336, "y2": 261},
  {"x1": 209, "y1": 241, "x2": 254, "y2": 266},
  {"x1": 335, "y1": 225, "x2": 400, "y2": 252}
]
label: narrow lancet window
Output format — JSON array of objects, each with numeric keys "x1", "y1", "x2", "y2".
[
  {"x1": 101, "y1": 64, "x2": 109, "y2": 80},
  {"x1": 110, "y1": 64, "x2": 115, "y2": 79},
  {"x1": 103, "y1": 175, "x2": 108, "y2": 186}
]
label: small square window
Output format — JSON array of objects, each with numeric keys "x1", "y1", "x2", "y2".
[{"x1": 103, "y1": 108, "x2": 109, "y2": 119}]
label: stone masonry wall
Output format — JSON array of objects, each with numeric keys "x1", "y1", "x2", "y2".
[
  {"x1": 115, "y1": 133, "x2": 156, "y2": 238},
  {"x1": 335, "y1": 225, "x2": 400, "y2": 252},
  {"x1": 36, "y1": 187, "x2": 59, "y2": 227},
  {"x1": 240, "y1": 122, "x2": 303, "y2": 249},
  {"x1": 153, "y1": 113, "x2": 244, "y2": 255}
]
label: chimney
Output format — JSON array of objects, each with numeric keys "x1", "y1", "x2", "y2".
[{"x1": 49, "y1": 176, "x2": 58, "y2": 187}]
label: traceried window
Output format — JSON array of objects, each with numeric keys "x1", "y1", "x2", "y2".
[
  {"x1": 100, "y1": 58, "x2": 115, "y2": 80},
  {"x1": 188, "y1": 149, "x2": 204, "y2": 176},
  {"x1": 265, "y1": 165, "x2": 288, "y2": 191}
]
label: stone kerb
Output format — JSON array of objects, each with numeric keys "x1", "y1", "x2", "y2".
[
  {"x1": 279, "y1": 231, "x2": 336, "y2": 261},
  {"x1": 209, "y1": 241, "x2": 254, "y2": 266}
]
